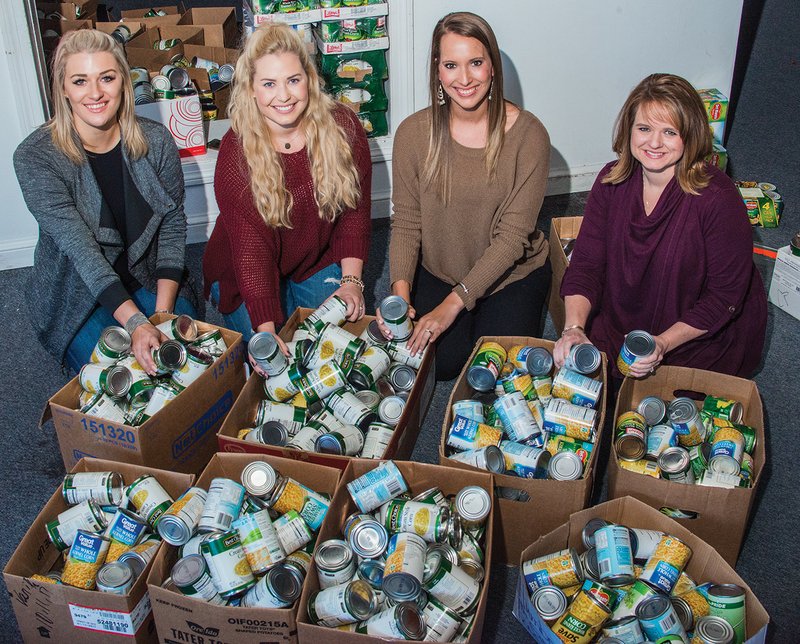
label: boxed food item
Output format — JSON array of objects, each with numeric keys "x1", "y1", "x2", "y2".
[
  {"x1": 707, "y1": 142, "x2": 728, "y2": 171},
  {"x1": 513, "y1": 496, "x2": 769, "y2": 643},
  {"x1": 296, "y1": 459, "x2": 494, "y2": 643},
  {"x1": 217, "y1": 305, "x2": 436, "y2": 471},
  {"x1": 737, "y1": 182, "x2": 781, "y2": 228},
  {"x1": 440, "y1": 335, "x2": 607, "y2": 565},
  {"x1": 548, "y1": 216, "x2": 583, "y2": 336},
  {"x1": 178, "y1": 7, "x2": 240, "y2": 49},
  {"x1": 607, "y1": 365, "x2": 765, "y2": 565},
  {"x1": 147, "y1": 453, "x2": 341, "y2": 644},
  {"x1": 769, "y1": 245, "x2": 800, "y2": 321},
  {"x1": 134, "y1": 94, "x2": 206, "y2": 157},
  {"x1": 4, "y1": 458, "x2": 194, "y2": 642},
  {"x1": 42, "y1": 314, "x2": 245, "y2": 474},
  {"x1": 697, "y1": 88, "x2": 728, "y2": 145}
]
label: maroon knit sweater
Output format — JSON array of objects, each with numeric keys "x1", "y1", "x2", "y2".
[{"x1": 203, "y1": 106, "x2": 371, "y2": 328}]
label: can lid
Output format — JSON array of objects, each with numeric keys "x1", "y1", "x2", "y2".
[
  {"x1": 315, "y1": 432, "x2": 344, "y2": 455},
  {"x1": 707, "y1": 583, "x2": 745, "y2": 598},
  {"x1": 353, "y1": 388, "x2": 381, "y2": 410},
  {"x1": 102, "y1": 326, "x2": 132, "y2": 353},
  {"x1": 668, "y1": 398, "x2": 699, "y2": 423},
  {"x1": 658, "y1": 446, "x2": 691, "y2": 474},
  {"x1": 379, "y1": 295, "x2": 409, "y2": 323},
  {"x1": 466, "y1": 366, "x2": 497, "y2": 392},
  {"x1": 349, "y1": 520, "x2": 388, "y2": 559},
  {"x1": 581, "y1": 518, "x2": 609, "y2": 549},
  {"x1": 525, "y1": 347, "x2": 554, "y2": 377},
  {"x1": 378, "y1": 396, "x2": 405, "y2": 425},
  {"x1": 173, "y1": 314, "x2": 198, "y2": 341},
  {"x1": 638, "y1": 396, "x2": 667, "y2": 425},
  {"x1": 624, "y1": 330, "x2": 656, "y2": 357},
  {"x1": 158, "y1": 340, "x2": 187, "y2": 370},
  {"x1": 458, "y1": 557, "x2": 485, "y2": 583},
  {"x1": 581, "y1": 547, "x2": 599, "y2": 580},
  {"x1": 348, "y1": 579, "x2": 378, "y2": 618},
  {"x1": 455, "y1": 486, "x2": 491, "y2": 523},
  {"x1": 483, "y1": 445, "x2": 506, "y2": 474},
  {"x1": 171, "y1": 554, "x2": 206, "y2": 587},
  {"x1": 389, "y1": 365, "x2": 416, "y2": 391},
  {"x1": 157, "y1": 515, "x2": 191, "y2": 546},
  {"x1": 357, "y1": 558, "x2": 385, "y2": 589},
  {"x1": 268, "y1": 562, "x2": 304, "y2": 602},
  {"x1": 366, "y1": 319, "x2": 389, "y2": 345},
  {"x1": 97, "y1": 560, "x2": 134, "y2": 588},
  {"x1": 258, "y1": 421, "x2": 289, "y2": 447},
  {"x1": 317, "y1": 539, "x2": 353, "y2": 571},
  {"x1": 615, "y1": 434, "x2": 647, "y2": 461},
  {"x1": 106, "y1": 365, "x2": 133, "y2": 397},
  {"x1": 395, "y1": 602, "x2": 427, "y2": 640},
  {"x1": 635, "y1": 593, "x2": 671, "y2": 620},
  {"x1": 548, "y1": 451, "x2": 584, "y2": 480},
  {"x1": 569, "y1": 343, "x2": 601, "y2": 374},
  {"x1": 249, "y1": 332, "x2": 279, "y2": 361},
  {"x1": 241, "y1": 461, "x2": 279, "y2": 498},
  {"x1": 694, "y1": 615, "x2": 736, "y2": 643},
  {"x1": 425, "y1": 542, "x2": 459, "y2": 567},
  {"x1": 531, "y1": 585, "x2": 568, "y2": 620}
]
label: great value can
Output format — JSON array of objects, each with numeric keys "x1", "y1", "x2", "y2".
[
  {"x1": 708, "y1": 427, "x2": 745, "y2": 476},
  {"x1": 594, "y1": 525, "x2": 635, "y2": 587},
  {"x1": 347, "y1": 461, "x2": 409, "y2": 513},
  {"x1": 451, "y1": 399, "x2": 485, "y2": 423},
  {"x1": 616, "y1": 330, "x2": 656, "y2": 377},
  {"x1": 639, "y1": 534, "x2": 692, "y2": 594},
  {"x1": 508, "y1": 345, "x2": 553, "y2": 377},
  {"x1": 62, "y1": 530, "x2": 111, "y2": 590},
  {"x1": 668, "y1": 398, "x2": 707, "y2": 447},
  {"x1": 522, "y1": 548, "x2": 583, "y2": 592},
  {"x1": 635, "y1": 594, "x2": 689, "y2": 642},
  {"x1": 269, "y1": 476, "x2": 330, "y2": 532},
  {"x1": 448, "y1": 444, "x2": 506, "y2": 474},
  {"x1": 104, "y1": 507, "x2": 149, "y2": 561},
  {"x1": 446, "y1": 415, "x2": 503, "y2": 452},
  {"x1": 500, "y1": 440, "x2": 551, "y2": 478},
  {"x1": 551, "y1": 368, "x2": 603, "y2": 408},
  {"x1": 647, "y1": 423, "x2": 679, "y2": 460},
  {"x1": 564, "y1": 343, "x2": 602, "y2": 375}
]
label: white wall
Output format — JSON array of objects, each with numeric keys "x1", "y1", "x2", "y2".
[{"x1": 411, "y1": 0, "x2": 743, "y2": 193}]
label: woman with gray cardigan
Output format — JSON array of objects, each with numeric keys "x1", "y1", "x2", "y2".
[{"x1": 14, "y1": 30, "x2": 197, "y2": 374}]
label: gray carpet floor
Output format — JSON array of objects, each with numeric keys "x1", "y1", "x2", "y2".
[{"x1": 2, "y1": 0, "x2": 799, "y2": 640}]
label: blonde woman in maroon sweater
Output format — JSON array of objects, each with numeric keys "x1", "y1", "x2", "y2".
[{"x1": 203, "y1": 24, "x2": 371, "y2": 352}]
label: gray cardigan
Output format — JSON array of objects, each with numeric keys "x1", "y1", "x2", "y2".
[{"x1": 14, "y1": 118, "x2": 196, "y2": 362}]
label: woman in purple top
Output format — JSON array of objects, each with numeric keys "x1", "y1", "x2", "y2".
[{"x1": 554, "y1": 74, "x2": 767, "y2": 379}]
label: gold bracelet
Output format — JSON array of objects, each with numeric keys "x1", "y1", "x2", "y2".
[
  {"x1": 340, "y1": 275, "x2": 365, "y2": 292},
  {"x1": 561, "y1": 324, "x2": 585, "y2": 338}
]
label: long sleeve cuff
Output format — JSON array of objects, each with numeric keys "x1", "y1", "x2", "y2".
[
  {"x1": 245, "y1": 295, "x2": 285, "y2": 330},
  {"x1": 97, "y1": 280, "x2": 132, "y2": 315},
  {"x1": 155, "y1": 266, "x2": 184, "y2": 283},
  {"x1": 331, "y1": 232, "x2": 370, "y2": 265}
]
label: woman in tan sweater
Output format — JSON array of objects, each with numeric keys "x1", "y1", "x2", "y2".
[{"x1": 385, "y1": 12, "x2": 551, "y2": 379}]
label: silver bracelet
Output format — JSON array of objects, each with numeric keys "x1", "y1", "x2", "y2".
[
  {"x1": 125, "y1": 312, "x2": 150, "y2": 336},
  {"x1": 458, "y1": 282, "x2": 470, "y2": 295}
]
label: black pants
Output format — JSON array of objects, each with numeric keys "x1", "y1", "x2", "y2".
[{"x1": 414, "y1": 260, "x2": 552, "y2": 380}]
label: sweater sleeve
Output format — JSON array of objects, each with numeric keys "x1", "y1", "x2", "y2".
[
  {"x1": 214, "y1": 134, "x2": 284, "y2": 328},
  {"x1": 680, "y1": 176, "x2": 755, "y2": 334},
  {"x1": 456, "y1": 116, "x2": 550, "y2": 309},
  {"x1": 328, "y1": 108, "x2": 372, "y2": 264},
  {"x1": 388, "y1": 116, "x2": 423, "y2": 286},
  {"x1": 560, "y1": 167, "x2": 613, "y2": 308},
  {"x1": 13, "y1": 137, "x2": 122, "y2": 302},
  {"x1": 150, "y1": 122, "x2": 187, "y2": 278}
]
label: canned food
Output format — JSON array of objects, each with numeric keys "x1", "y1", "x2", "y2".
[
  {"x1": 580, "y1": 518, "x2": 609, "y2": 549},
  {"x1": 446, "y1": 415, "x2": 503, "y2": 452},
  {"x1": 273, "y1": 510, "x2": 313, "y2": 553},
  {"x1": 385, "y1": 339, "x2": 424, "y2": 370},
  {"x1": 618, "y1": 458, "x2": 660, "y2": 478},
  {"x1": 358, "y1": 319, "x2": 389, "y2": 347},
  {"x1": 378, "y1": 395, "x2": 406, "y2": 426},
  {"x1": 387, "y1": 363, "x2": 416, "y2": 393},
  {"x1": 264, "y1": 362, "x2": 304, "y2": 402},
  {"x1": 241, "y1": 461, "x2": 279, "y2": 498},
  {"x1": 493, "y1": 391, "x2": 543, "y2": 444},
  {"x1": 171, "y1": 553, "x2": 226, "y2": 604},
  {"x1": 551, "y1": 587, "x2": 612, "y2": 643},
  {"x1": 382, "y1": 532, "x2": 427, "y2": 602},
  {"x1": 547, "y1": 451, "x2": 586, "y2": 480},
  {"x1": 636, "y1": 594, "x2": 689, "y2": 642},
  {"x1": 647, "y1": 423, "x2": 679, "y2": 460},
  {"x1": 552, "y1": 368, "x2": 603, "y2": 409},
  {"x1": 81, "y1": 391, "x2": 130, "y2": 424},
  {"x1": 532, "y1": 374, "x2": 554, "y2": 399},
  {"x1": 423, "y1": 595, "x2": 464, "y2": 640},
  {"x1": 383, "y1": 500, "x2": 449, "y2": 543},
  {"x1": 249, "y1": 332, "x2": 289, "y2": 376},
  {"x1": 496, "y1": 441, "x2": 549, "y2": 478},
  {"x1": 659, "y1": 446, "x2": 696, "y2": 484},
  {"x1": 316, "y1": 423, "x2": 366, "y2": 456},
  {"x1": 156, "y1": 314, "x2": 198, "y2": 342},
  {"x1": 702, "y1": 396, "x2": 744, "y2": 424},
  {"x1": 158, "y1": 487, "x2": 208, "y2": 546},
  {"x1": 627, "y1": 527, "x2": 665, "y2": 562},
  {"x1": 298, "y1": 361, "x2": 349, "y2": 405},
  {"x1": 522, "y1": 548, "x2": 583, "y2": 592},
  {"x1": 707, "y1": 583, "x2": 746, "y2": 643},
  {"x1": 451, "y1": 399, "x2": 485, "y2": 423},
  {"x1": 614, "y1": 411, "x2": 648, "y2": 461},
  {"x1": 708, "y1": 427, "x2": 745, "y2": 476},
  {"x1": 305, "y1": 323, "x2": 365, "y2": 374},
  {"x1": 594, "y1": 525, "x2": 635, "y2": 586},
  {"x1": 357, "y1": 421, "x2": 393, "y2": 459},
  {"x1": 63, "y1": 471, "x2": 124, "y2": 506},
  {"x1": 610, "y1": 578, "x2": 660, "y2": 620},
  {"x1": 616, "y1": 330, "x2": 656, "y2": 376},
  {"x1": 448, "y1": 444, "x2": 506, "y2": 473},
  {"x1": 46, "y1": 500, "x2": 107, "y2": 551},
  {"x1": 466, "y1": 342, "x2": 506, "y2": 392},
  {"x1": 349, "y1": 345, "x2": 392, "y2": 390},
  {"x1": 327, "y1": 388, "x2": 376, "y2": 430},
  {"x1": 117, "y1": 536, "x2": 161, "y2": 578},
  {"x1": 422, "y1": 550, "x2": 481, "y2": 615},
  {"x1": 308, "y1": 579, "x2": 378, "y2": 627},
  {"x1": 693, "y1": 615, "x2": 736, "y2": 643},
  {"x1": 127, "y1": 475, "x2": 174, "y2": 527},
  {"x1": 62, "y1": 530, "x2": 110, "y2": 589},
  {"x1": 90, "y1": 326, "x2": 131, "y2": 364},
  {"x1": 347, "y1": 461, "x2": 408, "y2": 513},
  {"x1": 300, "y1": 296, "x2": 348, "y2": 336},
  {"x1": 190, "y1": 329, "x2": 227, "y2": 356},
  {"x1": 269, "y1": 477, "x2": 330, "y2": 532},
  {"x1": 564, "y1": 343, "x2": 602, "y2": 374},
  {"x1": 454, "y1": 486, "x2": 491, "y2": 531},
  {"x1": 200, "y1": 530, "x2": 255, "y2": 598},
  {"x1": 639, "y1": 534, "x2": 692, "y2": 594},
  {"x1": 355, "y1": 558, "x2": 386, "y2": 599},
  {"x1": 199, "y1": 478, "x2": 245, "y2": 533},
  {"x1": 104, "y1": 507, "x2": 149, "y2": 560},
  {"x1": 256, "y1": 399, "x2": 306, "y2": 434},
  {"x1": 638, "y1": 395, "x2": 667, "y2": 426},
  {"x1": 530, "y1": 584, "x2": 568, "y2": 622},
  {"x1": 378, "y1": 296, "x2": 414, "y2": 341},
  {"x1": 170, "y1": 346, "x2": 213, "y2": 390},
  {"x1": 96, "y1": 560, "x2": 135, "y2": 594},
  {"x1": 240, "y1": 561, "x2": 305, "y2": 608},
  {"x1": 344, "y1": 514, "x2": 389, "y2": 559},
  {"x1": 668, "y1": 398, "x2": 707, "y2": 447},
  {"x1": 543, "y1": 398, "x2": 596, "y2": 442},
  {"x1": 316, "y1": 539, "x2": 357, "y2": 589},
  {"x1": 580, "y1": 548, "x2": 600, "y2": 581},
  {"x1": 602, "y1": 615, "x2": 645, "y2": 642}
]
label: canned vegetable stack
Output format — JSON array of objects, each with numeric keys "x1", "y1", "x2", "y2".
[
  {"x1": 445, "y1": 342, "x2": 603, "y2": 481},
  {"x1": 41, "y1": 470, "x2": 171, "y2": 593},
  {"x1": 159, "y1": 459, "x2": 331, "y2": 608},
  {"x1": 614, "y1": 393, "x2": 757, "y2": 489},
  {"x1": 524, "y1": 517, "x2": 747, "y2": 643},
  {"x1": 734, "y1": 180, "x2": 784, "y2": 228},
  {"x1": 241, "y1": 295, "x2": 427, "y2": 460},
  {"x1": 304, "y1": 460, "x2": 489, "y2": 641},
  {"x1": 76, "y1": 315, "x2": 227, "y2": 426}
]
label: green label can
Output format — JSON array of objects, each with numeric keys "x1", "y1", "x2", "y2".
[{"x1": 201, "y1": 530, "x2": 256, "y2": 598}]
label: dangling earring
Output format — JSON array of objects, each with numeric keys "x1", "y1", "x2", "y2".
[
  {"x1": 437, "y1": 82, "x2": 445, "y2": 106},
  {"x1": 488, "y1": 79, "x2": 494, "y2": 101}
]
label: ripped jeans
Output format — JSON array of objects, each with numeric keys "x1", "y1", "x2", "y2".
[{"x1": 210, "y1": 263, "x2": 342, "y2": 343}]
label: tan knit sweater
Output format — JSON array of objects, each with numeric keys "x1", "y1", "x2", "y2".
[{"x1": 389, "y1": 108, "x2": 550, "y2": 310}]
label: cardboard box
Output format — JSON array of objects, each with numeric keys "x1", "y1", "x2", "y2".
[
  {"x1": 738, "y1": 185, "x2": 781, "y2": 228},
  {"x1": 38, "y1": 0, "x2": 98, "y2": 20},
  {"x1": 252, "y1": 9, "x2": 322, "y2": 26},
  {"x1": 39, "y1": 18, "x2": 93, "y2": 36},
  {"x1": 42, "y1": 314, "x2": 245, "y2": 474},
  {"x1": 315, "y1": 33, "x2": 390, "y2": 56},
  {"x1": 4, "y1": 458, "x2": 194, "y2": 643},
  {"x1": 121, "y1": 4, "x2": 184, "y2": 28},
  {"x1": 707, "y1": 141, "x2": 728, "y2": 171},
  {"x1": 147, "y1": 453, "x2": 341, "y2": 644},
  {"x1": 607, "y1": 365, "x2": 765, "y2": 565},
  {"x1": 320, "y1": 3, "x2": 389, "y2": 20},
  {"x1": 439, "y1": 335, "x2": 607, "y2": 565},
  {"x1": 217, "y1": 307, "x2": 437, "y2": 471},
  {"x1": 179, "y1": 8, "x2": 240, "y2": 49},
  {"x1": 95, "y1": 21, "x2": 145, "y2": 42},
  {"x1": 135, "y1": 94, "x2": 206, "y2": 157},
  {"x1": 513, "y1": 496, "x2": 769, "y2": 643},
  {"x1": 296, "y1": 459, "x2": 494, "y2": 643},
  {"x1": 548, "y1": 216, "x2": 583, "y2": 336},
  {"x1": 125, "y1": 26, "x2": 204, "y2": 72},
  {"x1": 769, "y1": 245, "x2": 800, "y2": 321}
]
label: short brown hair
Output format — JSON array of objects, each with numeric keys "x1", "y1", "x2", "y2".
[{"x1": 603, "y1": 73, "x2": 712, "y2": 194}]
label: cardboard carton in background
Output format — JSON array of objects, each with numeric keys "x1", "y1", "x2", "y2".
[
  {"x1": 4, "y1": 458, "x2": 194, "y2": 643},
  {"x1": 217, "y1": 307, "x2": 436, "y2": 471},
  {"x1": 439, "y1": 335, "x2": 606, "y2": 565},
  {"x1": 38, "y1": 0, "x2": 98, "y2": 20},
  {"x1": 179, "y1": 7, "x2": 240, "y2": 49},
  {"x1": 135, "y1": 94, "x2": 206, "y2": 157},
  {"x1": 121, "y1": 4, "x2": 184, "y2": 28},
  {"x1": 147, "y1": 453, "x2": 341, "y2": 644},
  {"x1": 607, "y1": 365, "x2": 765, "y2": 565},
  {"x1": 547, "y1": 216, "x2": 583, "y2": 336},
  {"x1": 183, "y1": 44, "x2": 240, "y2": 116},
  {"x1": 296, "y1": 459, "x2": 494, "y2": 644},
  {"x1": 513, "y1": 497, "x2": 769, "y2": 643},
  {"x1": 769, "y1": 245, "x2": 800, "y2": 321},
  {"x1": 95, "y1": 20, "x2": 146, "y2": 42},
  {"x1": 43, "y1": 314, "x2": 245, "y2": 474},
  {"x1": 125, "y1": 25, "x2": 204, "y2": 71}
]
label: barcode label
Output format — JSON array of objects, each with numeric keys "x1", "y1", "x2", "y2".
[
  {"x1": 660, "y1": 613, "x2": 676, "y2": 630},
  {"x1": 218, "y1": 512, "x2": 232, "y2": 529},
  {"x1": 70, "y1": 593, "x2": 151, "y2": 635},
  {"x1": 385, "y1": 477, "x2": 403, "y2": 496},
  {"x1": 599, "y1": 559, "x2": 610, "y2": 575}
]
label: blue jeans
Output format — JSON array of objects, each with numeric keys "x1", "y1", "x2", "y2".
[
  {"x1": 209, "y1": 263, "x2": 342, "y2": 343},
  {"x1": 65, "y1": 288, "x2": 197, "y2": 373}
]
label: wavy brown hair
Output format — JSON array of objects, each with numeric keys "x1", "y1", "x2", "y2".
[
  {"x1": 48, "y1": 29, "x2": 147, "y2": 164},
  {"x1": 604, "y1": 73, "x2": 712, "y2": 194},
  {"x1": 228, "y1": 23, "x2": 360, "y2": 228},
  {"x1": 423, "y1": 12, "x2": 507, "y2": 203}
]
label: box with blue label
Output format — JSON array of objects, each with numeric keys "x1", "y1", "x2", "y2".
[
  {"x1": 513, "y1": 496, "x2": 769, "y2": 643},
  {"x1": 42, "y1": 314, "x2": 246, "y2": 474}
]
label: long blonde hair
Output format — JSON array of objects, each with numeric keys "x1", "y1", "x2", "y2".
[
  {"x1": 228, "y1": 23, "x2": 361, "y2": 228},
  {"x1": 603, "y1": 73, "x2": 712, "y2": 195},
  {"x1": 423, "y1": 12, "x2": 507, "y2": 204},
  {"x1": 48, "y1": 29, "x2": 147, "y2": 164}
]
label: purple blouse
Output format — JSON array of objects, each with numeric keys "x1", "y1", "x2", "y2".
[{"x1": 561, "y1": 162, "x2": 767, "y2": 378}]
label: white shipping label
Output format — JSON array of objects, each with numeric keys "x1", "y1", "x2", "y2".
[{"x1": 69, "y1": 592, "x2": 151, "y2": 635}]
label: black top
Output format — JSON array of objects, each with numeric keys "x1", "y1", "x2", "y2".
[{"x1": 86, "y1": 141, "x2": 143, "y2": 306}]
